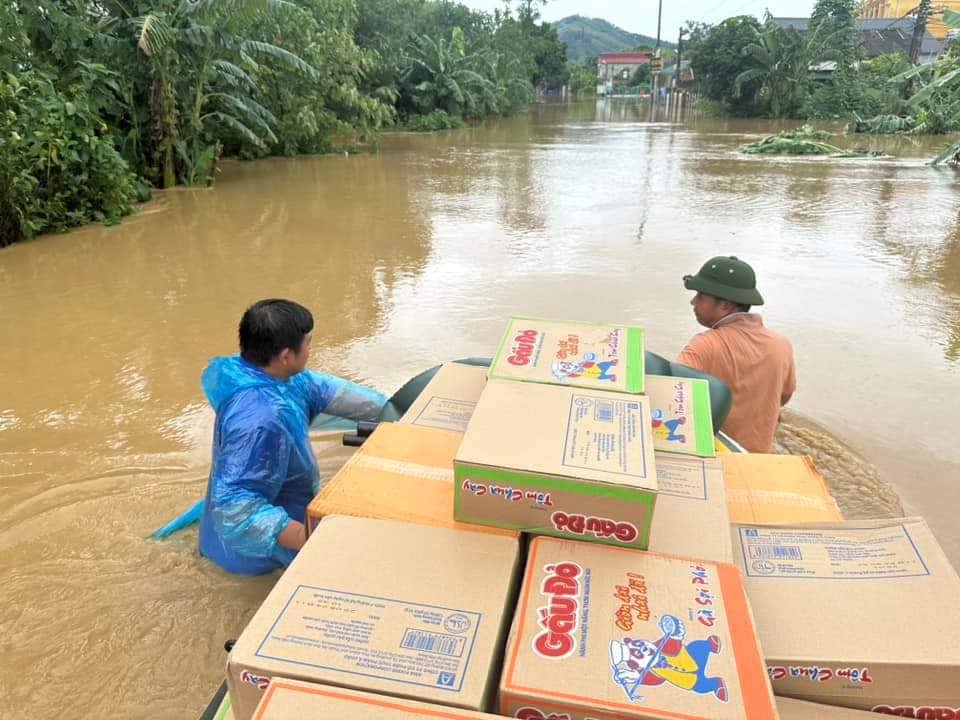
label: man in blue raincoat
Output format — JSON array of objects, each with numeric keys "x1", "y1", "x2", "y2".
[{"x1": 198, "y1": 299, "x2": 386, "y2": 575}]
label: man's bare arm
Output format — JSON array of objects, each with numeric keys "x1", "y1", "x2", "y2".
[{"x1": 277, "y1": 519, "x2": 307, "y2": 551}]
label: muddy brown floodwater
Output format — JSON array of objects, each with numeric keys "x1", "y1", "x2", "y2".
[{"x1": 1, "y1": 100, "x2": 958, "y2": 718}]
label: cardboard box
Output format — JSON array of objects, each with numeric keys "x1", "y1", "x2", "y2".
[
  {"x1": 648, "y1": 453, "x2": 732, "y2": 563},
  {"x1": 500, "y1": 536, "x2": 777, "y2": 720},
  {"x1": 645, "y1": 375, "x2": 716, "y2": 458},
  {"x1": 306, "y1": 423, "x2": 515, "y2": 538},
  {"x1": 733, "y1": 518, "x2": 960, "y2": 713},
  {"x1": 777, "y1": 697, "x2": 879, "y2": 719},
  {"x1": 252, "y1": 679, "x2": 510, "y2": 719},
  {"x1": 721, "y1": 454, "x2": 842, "y2": 524},
  {"x1": 227, "y1": 517, "x2": 521, "y2": 720},
  {"x1": 489, "y1": 316, "x2": 645, "y2": 393},
  {"x1": 455, "y1": 379, "x2": 658, "y2": 550},
  {"x1": 399, "y1": 362, "x2": 488, "y2": 434}
]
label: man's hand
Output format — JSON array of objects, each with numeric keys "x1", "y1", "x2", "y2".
[{"x1": 277, "y1": 520, "x2": 307, "y2": 550}]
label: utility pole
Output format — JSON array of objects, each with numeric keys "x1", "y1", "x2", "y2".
[
  {"x1": 655, "y1": 0, "x2": 663, "y2": 49},
  {"x1": 909, "y1": 0, "x2": 933, "y2": 64},
  {"x1": 676, "y1": 27, "x2": 688, "y2": 91},
  {"x1": 672, "y1": 28, "x2": 688, "y2": 119},
  {"x1": 652, "y1": 0, "x2": 663, "y2": 105}
]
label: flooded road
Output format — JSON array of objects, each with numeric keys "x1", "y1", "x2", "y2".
[{"x1": 1, "y1": 100, "x2": 958, "y2": 717}]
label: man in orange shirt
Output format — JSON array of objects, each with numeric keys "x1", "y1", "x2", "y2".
[{"x1": 677, "y1": 256, "x2": 796, "y2": 453}]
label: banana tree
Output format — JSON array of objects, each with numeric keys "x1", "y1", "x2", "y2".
[
  {"x1": 402, "y1": 27, "x2": 497, "y2": 118},
  {"x1": 125, "y1": 0, "x2": 317, "y2": 185},
  {"x1": 734, "y1": 15, "x2": 841, "y2": 118},
  {"x1": 928, "y1": 10, "x2": 960, "y2": 165},
  {"x1": 734, "y1": 21, "x2": 809, "y2": 117}
]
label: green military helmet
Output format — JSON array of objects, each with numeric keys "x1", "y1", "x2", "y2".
[{"x1": 683, "y1": 256, "x2": 764, "y2": 306}]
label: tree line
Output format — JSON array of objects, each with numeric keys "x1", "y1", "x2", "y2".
[
  {"x1": 682, "y1": 0, "x2": 960, "y2": 158},
  {"x1": 0, "y1": 0, "x2": 568, "y2": 246}
]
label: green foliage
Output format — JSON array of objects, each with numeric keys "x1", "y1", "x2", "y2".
[
  {"x1": 735, "y1": 15, "x2": 838, "y2": 118},
  {"x1": 354, "y1": 1, "x2": 563, "y2": 123},
  {"x1": 693, "y1": 97, "x2": 734, "y2": 117},
  {"x1": 682, "y1": 21, "x2": 712, "y2": 46},
  {"x1": 553, "y1": 15, "x2": 670, "y2": 64},
  {"x1": 928, "y1": 11, "x2": 960, "y2": 165},
  {"x1": 742, "y1": 124, "x2": 882, "y2": 157},
  {"x1": 403, "y1": 27, "x2": 498, "y2": 117},
  {"x1": 781, "y1": 124, "x2": 833, "y2": 140},
  {"x1": 567, "y1": 63, "x2": 597, "y2": 97},
  {"x1": 688, "y1": 4, "x2": 913, "y2": 123},
  {"x1": 803, "y1": 53, "x2": 911, "y2": 120},
  {"x1": 356, "y1": 0, "x2": 569, "y2": 123},
  {"x1": 528, "y1": 21, "x2": 570, "y2": 89},
  {"x1": 846, "y1": 45, "x2": 960, "y2": 140},
  {"x1": 630, "y1": 64, "x2": 651, "y2": 87},
  {"x1": 872, "y1": 9, "x2": 960, "y2": 146},
  {"x1": 0, "y1": 71, "x2": 138, "y2": 246},
  {"x1": 743, "y1": 126, "x2": 836, "y2": 154},
  {"x1": 242, "y1": 0, "x2": 392, "y2": 157},
  {"x1": 404, "y1": 109, "x2": 465, "y2": 131},
  {"x1": 687, "y1": 15, "x2": 765, "y2": 114},
  {"x1": 848, "y1": 114, "x2": 917, "y2": 134},
  {"x1": 931, "y1": 137, "x2": 960, "y2": 166},
  {"x1": 743, "y1": 137, "x2": 841, "y2": 155},
  {"x1": 809, "y1": 0, "x2": 859, "y2": 67},
  {"x1": 0, "y1": 0, "x2": 566, "y2": 244}
]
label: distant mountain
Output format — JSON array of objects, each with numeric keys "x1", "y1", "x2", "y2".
[{"x1": 554, "y1": 15, "x2": 675, "y2": 64}]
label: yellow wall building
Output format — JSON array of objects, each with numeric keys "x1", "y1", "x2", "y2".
[{"x1": 861, "y1": 1, "x2": 957, "y2": 40}]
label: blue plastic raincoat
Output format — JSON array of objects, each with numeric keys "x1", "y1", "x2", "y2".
[{"x1": 198, "y1": 355, "x2": 386, "y2": 575}]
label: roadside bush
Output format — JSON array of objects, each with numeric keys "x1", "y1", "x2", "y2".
[
  {"x1": 0, "y1": 71, "x2": 137, "y2": 246},
  {"x1": 404, "y1": 109, "x2": 465, "y2": 131}
]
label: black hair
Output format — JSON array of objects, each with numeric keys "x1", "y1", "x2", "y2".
[
  {"x1": 239, "y1": 299, "x2": 314, "y2": 367},
  {"x1": 734, "y1": 303, "x2": 751, "y2": 313}
]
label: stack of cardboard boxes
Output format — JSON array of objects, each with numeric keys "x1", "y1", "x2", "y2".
[{"x1": 225, "y1": 316, "x2": 960, "y2": 720}]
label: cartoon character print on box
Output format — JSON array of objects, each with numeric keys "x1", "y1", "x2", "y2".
[
  {"x1": 609, "y1": 614, "x2": 728, "y2": 704},
  {"x1": 551, "y1": 351, "x2": 618, "y2": 384},
  {"x1": 651, "y1": 409, "x2": 686, "y2": 445}
]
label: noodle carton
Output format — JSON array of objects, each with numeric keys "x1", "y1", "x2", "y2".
[
  {"x1": 399, "y1": 362, "x2": 488, "y2": 434},
  {"x1": 776, "y1": 697, "x2": 880, "y2": 719},
  {"x1": 252, "y1": 680, "x2": 513, "y2": 719},
  {"x1": 455, "y1": 379, "x2": 658, "y2": 549},
  {"x1": 489, "y1": 317, "x2": 646, "y2": 393},
  {"x1": 499, "y1": 536, "x2": 777, "y2": 720},
  {"x1": 648, "y1": 453, "x2": 732, "y2": 563},
  {"x1": 644, "y1": 375, "x2": 715, "y2": 458},
  {"x1": 733, "y1": 518, "x2": 960, "y2": 713},
  {"x1": 720, "y1": 454, "x2": 841, "y2": 524},
  {"x1": 227, "y1": 517, "x2": 520, "y2": 720},
  {"x1": 305, "y1": 423, "x2": 515, "y2": 539}
]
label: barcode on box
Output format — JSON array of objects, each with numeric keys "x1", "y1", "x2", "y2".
[
  {"x1": 596, "y1": 401, "x2": 615, "y2": 422},
  {"x1": 401, "y1": 629, "x2": 465, "y2": 657},
  {"x1": 749, "y1": 545, "x2": 803, "y2": 561}
]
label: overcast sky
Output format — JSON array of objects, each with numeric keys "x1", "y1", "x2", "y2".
[{"x1": 457, "y1": 1, "x2": 815, "y2": 41}]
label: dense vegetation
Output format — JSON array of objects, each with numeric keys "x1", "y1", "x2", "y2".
[
  {"x1": 0, "y1": 0, "x2": 567, "y2": 246},
  {"x1": 683, "y1": 2, "x2": 960, "y2": 164}
]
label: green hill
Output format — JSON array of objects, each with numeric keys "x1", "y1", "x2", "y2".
[{"x1": 554, "y1": 15, "x2": 675, "y2": 63}]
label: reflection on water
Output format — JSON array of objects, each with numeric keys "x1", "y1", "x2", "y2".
[{"x1": 1, "y1": 100, "x2": 959, "y2": 718}]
